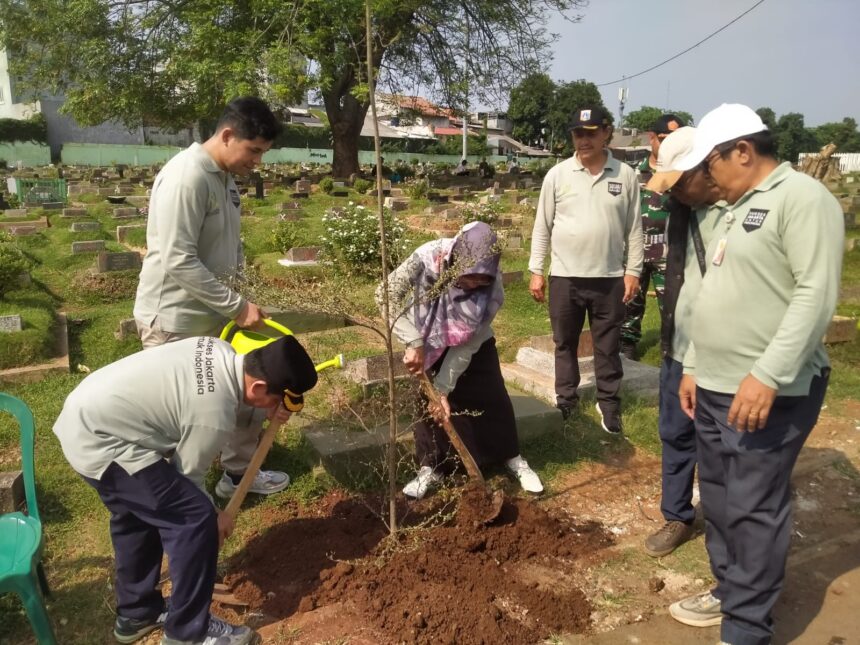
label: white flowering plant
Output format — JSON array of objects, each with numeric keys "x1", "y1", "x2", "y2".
[
  {"x1": 320, "y1": 201, "x2": 409, "y2": 277},
  {"x1": 461, "y1": 200, "x2": 503, "y2": 225}
]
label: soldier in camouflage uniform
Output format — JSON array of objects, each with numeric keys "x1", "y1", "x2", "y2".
[{"x1": 620, "y1": 114, "x2": 686, "y2": 359}]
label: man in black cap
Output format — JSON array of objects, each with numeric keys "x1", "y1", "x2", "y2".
[
  {"x1": 528, "y1": 105, "x2": 643, "y2": 432},
  {"x1": 53, "y1": 335, "x2": 318, "y2": 645},
  {"x1": 619, "y1": 113, "x2": 686, "y2": 360}
]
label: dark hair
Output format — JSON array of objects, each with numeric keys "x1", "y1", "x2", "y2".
[
  {"x1": 243, "y1": 350, "x2": 281, "y2": 395},
  {"x1": 717, "y1": 130, "x2": 776, "y2": 159},
  {"x1": 216, "y1": 97, "x2": 283, "y2": 142}
]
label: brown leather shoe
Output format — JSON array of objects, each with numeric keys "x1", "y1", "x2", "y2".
[{"x1": 644, "y1": 520, "x2": 695, "y2": 557}]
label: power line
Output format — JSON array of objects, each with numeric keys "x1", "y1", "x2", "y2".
[{"x1": 596, "y1": 0, "x2": 767, "y2": 87}]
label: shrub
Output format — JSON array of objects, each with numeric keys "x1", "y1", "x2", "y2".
[
  {"x1": 320, "y1": 202, "x2": 409, "y2": 277},
  {"x1": 319, "y1": 176, "x2": 334, "y2": 194},
  {"x1": 461, "y1": 201, "x2": 503, "y2": 225},
  {"x1": 404, "y1": 178, "x2": 429, "y2": 200},
  {"x1": 353, "y1": 178, "x2": 372, "y2": 194},
  {"x1": 0, "y1": 231, "x2": 33, "y2": 297},
  {"x1": 526, "y1": 158, "x2": 557, "y2": 179},
  {"x1": 271, "y1": 220, "x2": 310, "y2": 255}
]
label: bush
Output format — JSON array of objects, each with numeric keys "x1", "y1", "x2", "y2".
[
  {"x1": 0, "y1": 113, "x2": 48, "y2": 144},
  {"x1": 319, "y1": 177, "x2": 334, "y2": 194},
  {"x1": 0, "y1": 231, "x2": 33, "y2": 297},
  {"x1": 526, "y1": 158, "x2": 557, "y2": 179},
  {"x1": 271, "y1": 220, "x2": 311, "y2": 255},
  {"x1": 320, "y1": 202, "x2": 409, "y2": 277},
  {"x1": 353, "y1": 178, "x2": 372, "y2": 194},
  {"x1": 461, "y1": 201, "x2": 503, "y2": 225},
  {"x1": 404, "y1": 178, "x2": 429, "y2": 200}
]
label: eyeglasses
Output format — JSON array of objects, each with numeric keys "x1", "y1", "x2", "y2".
[{"x1": 701, "y1": 141, "x2": 739, "y2": 174}]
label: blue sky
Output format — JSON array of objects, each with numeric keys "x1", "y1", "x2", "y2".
[{"x1": 530, "y1": 0, "x2": 858, "y2": 127}]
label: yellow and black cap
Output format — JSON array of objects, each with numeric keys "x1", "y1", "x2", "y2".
[
  {"x1": 568, "y1": 105, "x2": 612, "y2": 131},
  {"x1": 249, "y1": 335, "x2": 318, "y2": 410}
]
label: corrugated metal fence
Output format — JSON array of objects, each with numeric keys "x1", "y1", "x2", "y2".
[{"x1": 798, "y1": 152, "x2": 860, "y2": 173}]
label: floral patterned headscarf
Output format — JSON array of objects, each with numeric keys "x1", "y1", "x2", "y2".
[{"x1": 412, "y1": 221, "x2": 504, "y2": 369}]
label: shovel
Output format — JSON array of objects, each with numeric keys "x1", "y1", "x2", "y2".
[{"x1": 418, "y1": 374, "x2": 504, "y2": 524}]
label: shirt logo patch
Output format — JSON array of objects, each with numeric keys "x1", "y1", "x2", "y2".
[
  {"x1": 742, "y1": 208, "x2": 769, "y2": 232},
  {"x1": 580, "y1": 109, "x2": 591, "y2": 121},
  {"x1": 607, "y1": 182, "x2": 622, "y2": 196},
  {"x1": 229, "y1": 188, "x2": 241, "y2": 208}
]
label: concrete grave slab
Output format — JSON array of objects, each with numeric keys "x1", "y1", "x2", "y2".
[
  {"x1": 116, "y1": 224, "x2": 146, "y2": 243},
  {"x1": 72, "y1": 240, "x2": 106, "y2": 254},
  {"x1": 70, "y1": 221, "x2": 101, "y2": 233},
  {"x1": 96, "y1": 251, "x2": 142, "y2": 272},
  {"x1": 112, "y1": 207, "x2": 139, "y2": 219},
  {"x1": 61, "y1": 208, "x2": 88, "y2": 218},
  {"x1": 0, "y1": 314, "x2": 23, "y2": 333},
  {"x1": 2, "y1": 208, "x2": 28, "y2": 218}
]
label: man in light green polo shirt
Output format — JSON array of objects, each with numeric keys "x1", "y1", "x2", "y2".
[
  {"x1": 528, "y1": 104, "x2": 643, "y2": 433},
  {"x1": 667, "y1": 104, "x2": 844, "y2": 645}
]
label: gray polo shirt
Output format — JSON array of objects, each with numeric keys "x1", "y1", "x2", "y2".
[
  {"x1": 134, "y1": 143, "x2": 247, "y2": 335},
  {"x1": 53, "y1": 337, "x2": 247, "y2": 491},
  {"x1": 685, "y1": 163, "x2": 843, "y2": 395},
  {"x1": 529, "y1": 153, "x2": 644, "y2": 278},
  {"x1": 670, "y1": 202, "x2": 728, "y2": 362}
]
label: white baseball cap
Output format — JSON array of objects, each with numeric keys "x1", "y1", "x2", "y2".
[
  {"x1": 674, "y1": 104, "x2": 767, "y2": 171},
  {"x1": 645, "y1": 126, "x2": 697, "y2": 193}
]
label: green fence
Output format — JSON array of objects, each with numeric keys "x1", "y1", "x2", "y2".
[
  {"x1": 15, "y1": 178, "x2": 67, "y2": 204},
  {"x1": 0, "y1": 142, "x2": 52, "y2": 168}
]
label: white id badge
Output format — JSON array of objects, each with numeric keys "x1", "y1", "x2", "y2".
[{"x1": 712, "y1": 238, "x2": 727, "y2": 266}]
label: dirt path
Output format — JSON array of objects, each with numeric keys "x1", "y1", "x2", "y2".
[{"x1": 141, "y1": 401, "x2": 858, "y2": 645}]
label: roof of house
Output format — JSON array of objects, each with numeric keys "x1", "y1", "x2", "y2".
[{"x1": 379, "y1": 94, "x2": 456, "y2": 118}]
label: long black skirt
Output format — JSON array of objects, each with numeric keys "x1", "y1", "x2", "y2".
[{"x1": 414, "y1": 336, "x2": 520, "y2": 472}]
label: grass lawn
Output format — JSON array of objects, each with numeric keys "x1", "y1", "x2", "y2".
[{"x1": 0, "y1": 178, "x2": 857, "y2": 643}]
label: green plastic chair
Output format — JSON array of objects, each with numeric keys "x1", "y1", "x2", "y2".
[{"x1": 0, "y1": 393, "x2": 57, "y2": 644}]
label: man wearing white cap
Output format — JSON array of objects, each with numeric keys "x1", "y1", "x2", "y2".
[
  {"x1": 639, "y1": 127, "x2": 728, "y2": 559},
  {"x1": 668, "y1": 104, "x2": 844, "y2": 645}
]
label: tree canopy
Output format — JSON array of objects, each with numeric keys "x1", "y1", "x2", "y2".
[
  {"x1": 623, "y1": 105, "x2": 694, "y2": 132},
  {"x1": 0, "y1": 0, "x2": 587, "y2": 175}
]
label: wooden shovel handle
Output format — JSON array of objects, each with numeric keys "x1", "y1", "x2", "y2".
[
  {"x1": 419, "y1": 374, "x2": 484, "y2": 483},
  {"x1": 223, "y1": 414, "x2": 285, "y2": 519}
]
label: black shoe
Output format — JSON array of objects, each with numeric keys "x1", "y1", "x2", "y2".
[
  {"x1": 557, "y1": 403, "x2": 575, "y2": 421},
  {"x1": 620, "y1": 342, "x2": 637, "y2": 361},
  {"x1": 114, "y1": 611, "x2": 167, "y2": 644},
  {"x1": 595, "y1": 403, "x2": 623, "y2": 435}
]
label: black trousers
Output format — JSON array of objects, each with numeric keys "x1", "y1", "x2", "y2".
[
  {"x1": 696, "y1": 369, "x2": 829, "y2": 645},
  {"x1": 548, "y1": 276, "x2": 625, "y2": 415},
  {"x1": 658, "y1": 357, "x2": 697, "y2": 524},
  {"x1": 82, "y1": 460, "x2": 218, "y2": 642},
  {"x1": 415, "y1": 337, "x2": 520, "y2": 471}
]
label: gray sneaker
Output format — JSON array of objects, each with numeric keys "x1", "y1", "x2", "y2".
[
  {"x1": 669, "y1": 591, "x2": 722, "y2": 627},
  {"x1": 644, "y1": 520, "x2": 695, "y2": 557},
  {"x1": 161, "y1": 616, "x2": 255, "y2": 645}
]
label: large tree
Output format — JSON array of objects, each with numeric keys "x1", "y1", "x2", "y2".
[
  {"x1": 813, "y1": 117, "x2": 860, "y2": 152},
  {"x1": 775, "y1": 112, "x2": 816, "y2": 163},
  {"x1": 0, "y1": 0, "x2": 586, "y2": 176},
  {"x1": 507, "y1": 72, "x2": 555, "y2": 148},
  {"x1": 755, "y1": 107, "x2": 778, "y2": 133},
  {"x1": 623, "y1": 105, "x2": 694, "y2": 131}
]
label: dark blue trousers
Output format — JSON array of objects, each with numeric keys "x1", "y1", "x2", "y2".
[
  {"x1": 695, "y1": 369, "x2": 828, "y2": 645},
  {"x1": 658, "y1": 356, "x2": 697, "y2": 524},
  {"x1": 82, "y1": 460, "x2": 218, "y2": 641}
]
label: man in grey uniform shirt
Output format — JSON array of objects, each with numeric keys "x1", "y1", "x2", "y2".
[
  {"x1": 53, "y1": 335, "x2": 318, "y2": 645},
  {"x1": 134, "y1": 97, "x2": 288, "y2": 500},
  {"x1": 668, "y1": 104, "x2": 844, "y2": 645},
  {"x1": 528, "y1": 105, "x2": 643, "y2": 433}
]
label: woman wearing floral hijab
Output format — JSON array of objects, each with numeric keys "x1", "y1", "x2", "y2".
[{"x1": 377, "y1": 221, "x2": 543, "y2": 499}]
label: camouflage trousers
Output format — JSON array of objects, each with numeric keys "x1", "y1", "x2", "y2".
[{"x1": 621, "y1": 260, "x2": 666, "y2": 347}]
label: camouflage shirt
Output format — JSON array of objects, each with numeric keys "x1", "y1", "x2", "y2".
[{"x1": 637, "y1": 157, "x2": 670, "y2": 263}]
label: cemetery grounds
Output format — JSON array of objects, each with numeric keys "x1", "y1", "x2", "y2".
[{"x1": 0, "y1": 166, "x2": 858, "y2": 644}]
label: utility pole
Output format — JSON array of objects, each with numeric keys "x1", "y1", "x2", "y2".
[{"x1": 618, "y1": 82, "x2": 629, "y2": 129}]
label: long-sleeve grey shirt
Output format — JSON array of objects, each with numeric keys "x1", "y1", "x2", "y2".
[
  {"x1": 529, "y1": 153, "x2": 644, "y2": 278},
  {"x1": 53, "y1": 337, "x2": 249, "y2": 492},
  {"x1": 685, "y1": 163, "x2": 844, "y2": 395},
  {"x1": 376, "y1": 245, "x2": 496, "y2": 394},
  {"x1": 134, "y1": 143, "x2": 247, "y2": 335}
]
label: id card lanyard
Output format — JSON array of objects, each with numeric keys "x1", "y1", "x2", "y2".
[{"x1": 712, "y1": 210, "x2": 735, "y2": 267}]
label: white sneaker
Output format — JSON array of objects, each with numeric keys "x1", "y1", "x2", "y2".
[
  {"x1": 214, "y1": 470, "x2": 290, "y2": 500},
  {"x1": 402, "y1": 466, "x2": 442, "y2": 499},
  {"x1": 669, "y1": 590, "x2": 722, "y2": 627},
  {"x1": 505, "y1": 455, "x2": 544, "y2": 494},
  {"x1": 161, "y1": 615, "x2": 255, "y2": 645}
]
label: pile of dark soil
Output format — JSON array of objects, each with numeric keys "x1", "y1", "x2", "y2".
[{"x1": 224, "y1": 485, "x2": 611, "y2": 644}]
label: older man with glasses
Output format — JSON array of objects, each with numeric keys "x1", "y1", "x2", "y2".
[{"x1": 666, "y1": 104, "x2": 844, "y2": 645}]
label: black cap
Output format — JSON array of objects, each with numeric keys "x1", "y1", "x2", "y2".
[
  {"x1": 569, "y1": 105, "x2": 612, "y2": 130},
  {"x1": 251, "y1": 335, "x2": 318, "y2": 397},
  {"x1": 650, "y1": 114, "x2": 686, "y2": 135}
]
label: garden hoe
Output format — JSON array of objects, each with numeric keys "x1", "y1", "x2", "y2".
[{"x1": 419, "y1": 374, "x2": 504, "y2": 525}]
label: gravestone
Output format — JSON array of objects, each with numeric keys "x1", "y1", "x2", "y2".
[
  {"x1": 0, "y1": 471, "x2": 24, "y2": 513},
  {"x1": 424, "y1": 204, "x2": 448, "y2": 215},
  {"x1": 441, "y1": 208, "x2": 462, "y2": 220},
  {"x1": 41, "y1": 201, "x2": 64, "y2": 210},
  {"x1": 505, "y1": 235, "x2": 523, "y2": 249},
  {"x1": 332, "y1": 190, "x2": 349, "y2": 197},
  {"x1": 333, "y1": 181, "x2": 346, "y2": 188},
  {"x1": 9, "y1": 226, "x2": 36, "y2": 237},
  {"x1": 0, "y1": 216, "x2": 48, "y2": 232},
  {"x1": 72, "y1": 240, "x2": 106, "y2": 254},
  {"x1": 2, "y1": 209, "x2": 27, "y2": 218},
  {"x1": 70, "y1": 221, "x2": 101, "y2": 233},
  {"x1": 278, "y1": 213, "x2": 301, "y2": 222},
  {"x1": 294, "y1": 180, "x2": 311, "y2": 195},
  {"x1": 61, "y1": 208, "x2": 88, "y2": 218},
  {"x1": 114, "y1": 318, "x2": 139, "y2": 340},
  {"x1": 116, "y1": 224, "x2": 146, "y2": 243},
  {"x1": 502, "y1": 270, "x2": 523, "y2": 287},
  {"x1": 279, "y1": 201, "x2": 303, "y2": 212},
  {"x1": 113, "y1": 207, "x2": 138, "y2": 219},
  {"x1": 344, "y1": 351, "x2": 408, "y2": 383},
  {"x1": 823, "y1": 315, "x2": 858, "y2": 344},
  {"x1": 96, "y1": 251, "x2": 142, "y2": 273},
  {"x1": 285, "y1": 246, "x2": 321, "y2": 262},
  {"x1": 125, "y1": 195, "x2": 149, "y2": 206},
  {"x1": 479, "y1": 194, "x2": 501, "y2": 204},
  {"x1": 0, "y1": 314, "x2": 23, "y2": 333},
  {"x1": 383, "y1": 197, "x2": 409, "y2": 211},
  {"x1": 427, "y1": 193, "x2": 449, "y2": 203},
  {"x1": 254, "y1": 176, "x2": 265, "y2": 200}
]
